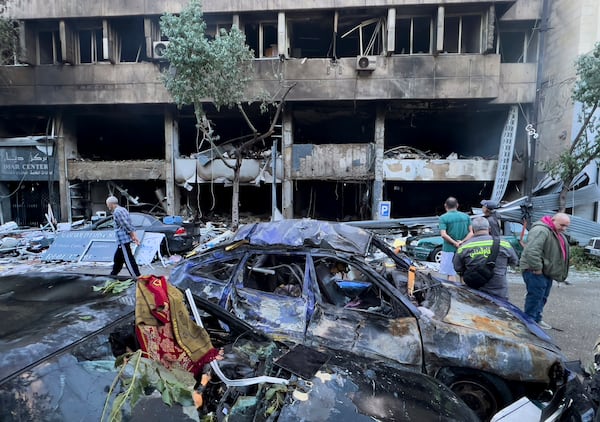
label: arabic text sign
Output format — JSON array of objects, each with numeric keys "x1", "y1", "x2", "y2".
[{"x1": 0, "y1": 146, "x2": 58, "y2": 181}]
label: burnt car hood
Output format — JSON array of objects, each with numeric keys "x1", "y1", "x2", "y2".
[
  {"x1": 419, "y1": 275, "x2": 565, "y2": 382},
  {"x1": 233, "y1": 218, "x2": 373, "y2": 255}
]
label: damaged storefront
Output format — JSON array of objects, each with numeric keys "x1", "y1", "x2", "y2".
[{"x1": 0, "y1": 130, "x2": 59, "y2": 227}]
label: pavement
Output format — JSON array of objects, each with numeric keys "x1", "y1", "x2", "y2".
[{"x1": 1, "y1": 254, "x2": 598, "y2": 371}]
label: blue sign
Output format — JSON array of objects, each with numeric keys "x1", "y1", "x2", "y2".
[{"x1": 378, "y1": 201, "x2": 391, "y2": 219}]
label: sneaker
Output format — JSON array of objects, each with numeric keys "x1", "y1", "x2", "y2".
[{"x1": 538, "y1": 320, "x2": 552, "y2": 330}]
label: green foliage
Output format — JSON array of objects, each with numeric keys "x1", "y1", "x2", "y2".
[
  {"x1": 102, "y1": 350, "x2": 199, "y2": 422},
  {"x1": 160, "y1": 0, "x2": 254, "y2": 113},
  {"x1": 93, "y1": 279, "x2": 135, "y2": 294},
  {"x1": 570, "y1": 246, "x2": 600, "y2": 271},
  {"x1": 0, "y1": 17, "x2": 17, "y2": 64},
  {"x1": 544, "y1": 42, "x2": 600, "y2": 191}
]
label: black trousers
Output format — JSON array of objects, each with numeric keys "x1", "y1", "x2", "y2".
[{"x1": 111, "y1": 242, "x2": 141, "y2": 277}]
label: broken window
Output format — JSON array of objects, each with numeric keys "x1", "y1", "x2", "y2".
[
  {"x1": 244, "y1": 20, "x2": 278, "y2": 58},
  {"x1": 189, "y1": 257, "x2": 239, "y2": 281},
  {"x1": 75, "y1": 112, "x2": 165, "y2": 160},
  {"x1": 78, "y1": 26, "x2": 103, "y2": 63},
  {"x1": 38, "y1": 29, "x2": 62, "y2": 65},
  {"x1": 395, "y1": 16, "x2": 432, "y2": 54},
  {"x1": 287, "y1": 13, "x2": 334, "y2": 58},
  {"x1": 314, "y1": 257, "x2": 397, "y2": 317},
  {"x1": 443, "y1": 14, "x2": 482, "y2": 53},
  {"x1": 498, "y1": 29, "x2": 538, "y2": 63},
  {"x1": 110, "y1": 18, "x2": 146, "y2": 62},
  {"x1": 243, "y1": 253, "x2": 305, "y2": 297}
]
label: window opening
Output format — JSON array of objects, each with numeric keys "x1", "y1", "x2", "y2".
[
  {"x1": 190, "y1": 258, "x2": 239, "y2": 282},
  {"x1": 243, "y1": 254, "x2": 305, "y2": 297},
  {"x1": 395, "y1": 16, "x2": 431, "y2": 54},
  {"x1": 78, "y1": 28, "x2": 103, "y2": 63},
  {"x1": 314, "y1": 258, "x2": 396, "y2": 316},
  {"x1": 244, "y1": 21, "x2": 278, "y2": 58},
  {"x1": 38, "y1": 30, "x2": 62, "y2": 64},
  {"x1": 443, "y1": 14, "x2": 482, "y2": 53}
]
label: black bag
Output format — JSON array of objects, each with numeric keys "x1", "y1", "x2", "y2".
[{"x1": 462, "y1": 237, "x2": 500, "y2": 289}]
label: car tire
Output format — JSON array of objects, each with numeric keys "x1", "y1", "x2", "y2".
[
  {"x1": 436, "y1": 367, "x2": 513, "y2": 421},
  {"x1": 430, "y1": 247, "x2": 442, "y2": 264}
]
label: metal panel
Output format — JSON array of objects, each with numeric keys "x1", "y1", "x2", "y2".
[{"x1": 291, "y1": 143, "x2": 374, "y2": 180}]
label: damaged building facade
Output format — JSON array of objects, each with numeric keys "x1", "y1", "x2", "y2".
[{"x1": 0, "y1": 0, "x2": 592, "y2": 226}]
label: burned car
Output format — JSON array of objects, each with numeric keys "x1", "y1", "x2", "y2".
[
  {"x1": 0, "y1": 272, "x2": 479, "y2": 422},
  {"x1": 170, "y1": 219, "x2": 596, "y2": 420}
]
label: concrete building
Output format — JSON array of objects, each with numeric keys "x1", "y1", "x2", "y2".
[{"x1": 0, "y1": 0, "x2": 558, "y2": 226}]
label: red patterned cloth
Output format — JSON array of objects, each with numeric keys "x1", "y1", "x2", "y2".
[{"x1": 135, "y1": 275, "x2": 219, "y2": 377}]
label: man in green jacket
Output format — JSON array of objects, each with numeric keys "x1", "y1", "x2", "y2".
[{"x1": 520, "y1": 213, "x2": 571, "y2": 329}]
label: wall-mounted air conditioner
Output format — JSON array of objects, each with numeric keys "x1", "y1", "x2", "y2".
[
  {"x1": 152, "y1": 41, "x2": 170, "y2": 59},
  {"x1": 356, "y1": 55, "x2": 377, "y2": 71}
]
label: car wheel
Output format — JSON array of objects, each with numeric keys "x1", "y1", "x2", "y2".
[
  {"x1": 437, "y1": 368, "x2": 513, "y2": 421},
  {"x1": 430, "y1": 247, "x2": 442, "y2": 264}
]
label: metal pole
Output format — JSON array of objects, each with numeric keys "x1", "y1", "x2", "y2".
[{"x1": 271, "y1": 140, "x2": 277, "y2": 221}]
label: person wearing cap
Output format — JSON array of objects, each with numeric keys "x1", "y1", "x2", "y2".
[
  {"x1": 481, "y1": 200, "x2": 502, "y2": 237},
  {"x1": 106, "y1": 195, "x2": 141, "y2": 278},
  {"x1": 438, "y1": 197, "x2": 473, "y2": 281},
  {"x1": 453, "y1": 216, "x2": 519, "y2": 299}
]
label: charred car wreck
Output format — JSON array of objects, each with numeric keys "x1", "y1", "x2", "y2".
[
  {"x1": 170, "y1": 219, "x2": 597, "y2": 420},
  {"x1": 0, "y1": 272, "x2": 480, "y2": 422}
]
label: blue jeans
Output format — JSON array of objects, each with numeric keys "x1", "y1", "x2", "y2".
[{"x1": 522, "y1": 271, "x2": 553, "y2": 323}]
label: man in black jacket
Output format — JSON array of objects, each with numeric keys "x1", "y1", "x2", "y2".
[{"x1": 481, "y1": 199, "x2": 502, "y2": 237}]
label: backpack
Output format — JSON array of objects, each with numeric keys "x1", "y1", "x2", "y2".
[{"x1": 462, "y1": 237, "x2": 500, "y2": 289}]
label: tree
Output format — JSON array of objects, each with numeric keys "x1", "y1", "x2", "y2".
[
  {"x1": 160, "y1": 0, "x2": 293, "y2": 229},
  {"x1": 0, "y1": 16, "x2": 17, "y2": 65},
  {"x1": 544, "y1": 42, "x2": 600, "y2": 211}
]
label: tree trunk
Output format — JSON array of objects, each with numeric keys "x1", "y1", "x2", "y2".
[{"x1": 558, "y1": 184, "x2": 569, "y2": 212}]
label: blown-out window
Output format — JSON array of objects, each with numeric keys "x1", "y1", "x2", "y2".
[
  {"x1": 38, "y1": 30, "x2": 62, "y2": 64},
  {"x1": 395, "y1": 16, "x2": 432, "y2": 54},
  {"x1": 443, "y1": 14, "x2": 482, "y2": 53}
]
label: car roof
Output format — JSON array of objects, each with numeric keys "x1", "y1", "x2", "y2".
[{"x1": 232, "y1": 219, "x2": 373, "y2": 255}]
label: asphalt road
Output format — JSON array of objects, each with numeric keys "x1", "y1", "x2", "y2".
[{"x1": 506, "y1": 269, "x2": 600, "y2": 370}]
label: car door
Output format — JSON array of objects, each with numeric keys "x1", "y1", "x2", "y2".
[
  {"x1": 305, "y1": 255, "x2": 423, "y2": 371},
  {"x1": 228, "y1": 251, "x2": 309, "y2": 342}
]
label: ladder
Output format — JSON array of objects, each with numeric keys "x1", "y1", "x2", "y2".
[{"x1": 491, "y1": 105, "x2": 518, "y2": 203}]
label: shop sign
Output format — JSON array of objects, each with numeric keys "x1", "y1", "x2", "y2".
[{"x1": 0, "y1": 146, "x2": 58, "y2": 181}]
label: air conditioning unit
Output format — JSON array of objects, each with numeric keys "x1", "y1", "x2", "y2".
[
  {"x1": 153, "y1": 41, "x2": 170, "y2": 59},
  {"x1": 356, "y1": 55, "x2": 377, "y2": 71}
]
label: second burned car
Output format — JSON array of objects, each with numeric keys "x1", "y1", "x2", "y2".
[{"x1": 170, "y1": 219, "x2": 595, "y2": 421}]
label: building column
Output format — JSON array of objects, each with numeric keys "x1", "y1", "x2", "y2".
[
  {"x1": 164, "y1": 109, "x2": 179, "y2": 216},
  {"x1": 371, "y1": 106, "x2": 386, "y2": 219},
  {"x1": 282, "y1": 109, "x2": 294, "y2": 219},
  {"x1": 56, "y1": 113, "x2": 77, "y2": 222},
  {"x1": 436, "y1": 6, "x2": 445, "y2": 53}
]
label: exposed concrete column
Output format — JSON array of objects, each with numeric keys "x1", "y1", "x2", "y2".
[
  {"x1": 371, "y1": 106, "x2": 385, "y2": 219},
  {"x1": 282, "y1": 109, "x2": 294, "y2": 219},
  {"x1": 278, "y1": 12, "x2": 286, "y2": 57},
  {"x1": 436, "y1": 6, "x2": 445, "y2": 53},
  {"x1": 56, "y1": 113, "x2": 77, "y2": 222},
  {"x1": 164, "y1": 109, "x2": 179, "y2": 216},
  {"x1": 386, "y1": 8, "x2": 396, "y2": 55},
  {"x1": 232, "y1": 14, "x2": 240, "y2": 28}
]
